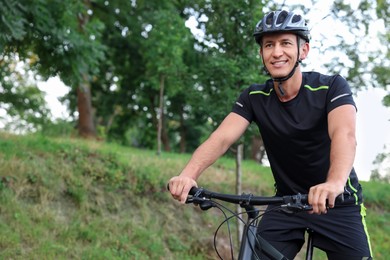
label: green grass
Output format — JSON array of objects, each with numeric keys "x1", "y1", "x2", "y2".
[{"x1": 0, "y1": 132, "x2": 388, "y2": 259}]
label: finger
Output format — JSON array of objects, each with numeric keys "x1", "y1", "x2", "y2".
[
  {"x1": 327, "y1": 193, "x2": 337, "y2": 209},
  {"x1": 171, "y1": 185, "x2": 184, "y2": 203},
  {"x1": 308, "y1": 187, "x2": 320, "y2": 214},
  {"x1": 179, "y1": 186, "x2": 189, "y2": 204},
  {"x1": 318, "y1": 192, "x2": 329, "y2": 214},
  {"x1": 168, "y1": 178, "x2": 183, "y2": 199},
  {"x1": 180, "y1": 180, "x2": 198, "y2": 204}
]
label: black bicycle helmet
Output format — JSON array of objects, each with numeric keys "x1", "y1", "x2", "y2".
[{"x1": 253, "y1": 10, "x2": 310, "y2": 45}]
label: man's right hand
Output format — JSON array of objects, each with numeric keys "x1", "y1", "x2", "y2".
[{"x1": 168, "y1": 176, "x2": 197, "y2": 204}]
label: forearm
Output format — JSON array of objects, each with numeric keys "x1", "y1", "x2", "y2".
[
  {"x1": 169, "y1": 113, "x2": 249, "y2": 203},
  {"x1": 179, "y1": 112, "x2": 249, "y2": 181},
  {"x1": 327, "y1": 130, "x2": 356, "y2": 187},
  {"x1": 179, "y1": 132, "x2": 231, "y2": 180},
  {"x1": 309, "y1": 105, "x2": 357, "y2": 214}
]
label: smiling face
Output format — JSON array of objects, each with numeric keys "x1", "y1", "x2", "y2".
[{"x1": 260, "y1": 33, "x2": 309, "y2": 79}]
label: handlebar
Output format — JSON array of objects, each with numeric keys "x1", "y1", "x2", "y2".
[
  {"x1": 168, "y1": 184, "x2": 344, "y2": 214},
  {"x1": 186, "y1": 186, "x2": 313, "y2": 214}
]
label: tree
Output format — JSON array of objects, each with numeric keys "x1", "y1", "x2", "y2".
[
  {"x1": 371, "y1": 146, "x2": 390, "y2": 183},
  {"x1": 185, "y1": 1, "x2": 268, "y2": 161},
  {"x1": 325, "y1": 1, "x2": 389, "y2": 93},
  {"x1": 77, "y1": 0, "x2": 266, "y2": 155},
  {"x1": 2, "y1": 0, "x2": 388, "y2": 167},
  {"x1": 139, "y1": 3, "x2": 190, "y2": 154},
  {"x1": 0, "y1": 54, "x2": 49, "y2": 132},
  {"x1": 0, "y1": 0, "x2": 106, "y2": 138}
]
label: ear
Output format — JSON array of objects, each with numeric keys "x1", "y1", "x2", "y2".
[
  {"x1": 259, "y1": 47, "x2": 265, "y2": 62},
  {"x1": 300, "y1": 42, "x2": 310, "y2": 60}
]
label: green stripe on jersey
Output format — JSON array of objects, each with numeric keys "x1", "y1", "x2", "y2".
[
  {"x1": 249, "y1": 89, "x2": 273, "y2": 96},
  {"x1": 304, "y1": 85, "x2": 329, "y2": 91}
]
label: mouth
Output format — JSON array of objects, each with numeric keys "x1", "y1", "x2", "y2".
[{"x1": 271, "y1": 60, "x2": 288, "y2": 67}]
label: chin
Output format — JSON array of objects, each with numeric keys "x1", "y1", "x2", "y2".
[{"x1": 270, "y1": 73, "x2": 288, "y2": 79}]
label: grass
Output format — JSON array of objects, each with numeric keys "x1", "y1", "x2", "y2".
[{"x1": 0, "y1": 132, "x2": 388, "y2": 259}]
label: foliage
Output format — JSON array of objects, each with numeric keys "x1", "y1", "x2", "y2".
[
  {"x1": 1, "y1": 0, "x2": 389, "y2": 160},
  {"x1": 0, "y1": 0, "x2": 108, "y2": 137},
  {"x1": 0, "y1": 54, "x2": 50, "y2": 132},
  {"x1": 327, "y1": 0, "x2": 389, "y2": 93},
  {"x1": 0, "y1": 0, "x2": 106, "y2": 86},
  {"x1": 370, "y1": 146, "x2": 390, "y2": 183}
]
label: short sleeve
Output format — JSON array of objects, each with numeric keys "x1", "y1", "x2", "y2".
[
  {"x1": 326, "y1": 75, "x2": 356, "y2": 113},
  {"x1": 231, "y1": 87, "x2": 253, "y2": 123}
]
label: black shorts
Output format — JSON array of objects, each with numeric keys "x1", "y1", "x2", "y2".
[{"x1": 256, "y1": 204, "x2": 373, "y2": 259}]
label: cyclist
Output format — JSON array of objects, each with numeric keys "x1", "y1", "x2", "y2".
[{"x1": 168, "y1": 10, "x2": 372, "y2": 259}]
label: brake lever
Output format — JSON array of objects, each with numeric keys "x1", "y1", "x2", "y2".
[
  {"x1": 281, "y1": 192, "x2": 344, "y2": 215},
  {"x1": 280, "y1": 203, "x2": 313, "y2": 215},
  {"x1": 186, "y1": 196, "x2": 206, "y2": 204},
  {"x1": 186, "y1": 196, "x2": 214, "y2": 211},
  {"x1": 280, "y1": 193, "x2": 313, "y2": 214}
]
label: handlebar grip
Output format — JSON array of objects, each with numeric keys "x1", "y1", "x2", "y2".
[
  {"x1": 295, "y1": 193, "x2": 344, "y2": 206},
  {"x1": 189, "y1": 186, "x2": 199, "y2": 195},
  {"x1": 167, "y1": 183, "x2": 199, "y2": 196}
]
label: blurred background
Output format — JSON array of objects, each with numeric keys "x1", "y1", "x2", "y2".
[
  {"x1": 0, "y1": 0, "x2": 389, "y2": 259},
  {"x1": 1, "y1": 0, "x2": 388, "y2": 181}
]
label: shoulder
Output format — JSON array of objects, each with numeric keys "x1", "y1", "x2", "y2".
[
  {"x1": 245, "y1": 80, "x2": 273, "y2": 97},
  {"x1": 303, "y1": 72, "x2": 342, "y2": 87},
  {"x1": 303, "y1": 72, "x2": 349, "y2": 87},
  {"x1": 302, "y1": 72, "x2": 355, "y2": 112}
]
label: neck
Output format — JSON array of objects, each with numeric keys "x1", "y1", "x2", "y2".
[{"x1": 274, "y1": 70, "x2": 303, "y2": 102}]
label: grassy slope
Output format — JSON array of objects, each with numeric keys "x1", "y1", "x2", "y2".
[{"x1": 0, "y1": 133, "x2": 388, "y2": 259}]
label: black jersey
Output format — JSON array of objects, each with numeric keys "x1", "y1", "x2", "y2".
[{"x1": 232, "y1": 71, "x2": 362, "y2": 204}]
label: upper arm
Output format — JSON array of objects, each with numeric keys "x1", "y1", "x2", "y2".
[
  {"x1": 211, "y1": 112, "x2": 250, "y2": 149},
  {"x1": 328, "y1": 104, "x2": 356, "y2": 140}
]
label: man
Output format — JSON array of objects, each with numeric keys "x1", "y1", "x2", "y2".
[{"x1": 168, "y1": 10, "x2": 372, "y2": 259}]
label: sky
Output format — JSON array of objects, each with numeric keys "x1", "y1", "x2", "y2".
[
  {"x1": 354, "y1": 88, "x2": 390, "y2": 180},
  {"x1": 36, "y1": 0, "x2": 389, "y2": 181}
]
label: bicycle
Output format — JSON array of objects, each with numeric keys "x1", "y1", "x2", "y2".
[{"x1": 180, "y1": 186, "x2": 321, "y2": 260}]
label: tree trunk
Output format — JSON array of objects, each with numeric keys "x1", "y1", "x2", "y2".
[
  {"x1": 161, "y1": 115, "x2": 171, "y2": 152},
  {"x1": 251, "y1": 135, "x2": 265, "y2": 164},
  {"x1": 236, "y1": 143, "x2": 244, "y2": 243},
  {"x1": 77, "y1": 79, "x2": 96, "y2": 138},
  {"x1": 179, "y1": 110, "x2": 186, "y2": 153},
  {"x1": 76, "y1": 0, "x2": 96, "y2": 139},
  {"x1": 157, "y1": 74, "x2": 165, "y2": 155}
]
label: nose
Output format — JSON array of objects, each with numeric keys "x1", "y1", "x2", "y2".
[{"x1": 272, "y1": 43, "x2": 283, "y2": 57}]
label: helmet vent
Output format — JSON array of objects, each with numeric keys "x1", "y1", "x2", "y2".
[
  {"x1": 292, "y1": 14, "x2": 302, "y2": 23},
  {"x1": 276, "y1": 10, "x2": 288, "y2": 25},
  {"x1": 265, "y1": 12, "x2": 274, "y2": 27}
]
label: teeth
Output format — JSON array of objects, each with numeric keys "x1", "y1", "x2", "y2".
[{"x1": 273, "y1": 61, "x2": 286, "y2": 65}]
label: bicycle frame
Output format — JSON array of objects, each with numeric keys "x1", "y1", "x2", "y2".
[
  {"x1": 184, "y1": 186, "x2": 314, "y2": 260},
  {"x1": 238, "y1": 206, "x2": 314, "y2": 260},
  {"x1": 238, "y1": 205, "x2": 260, "y2": 260}
]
